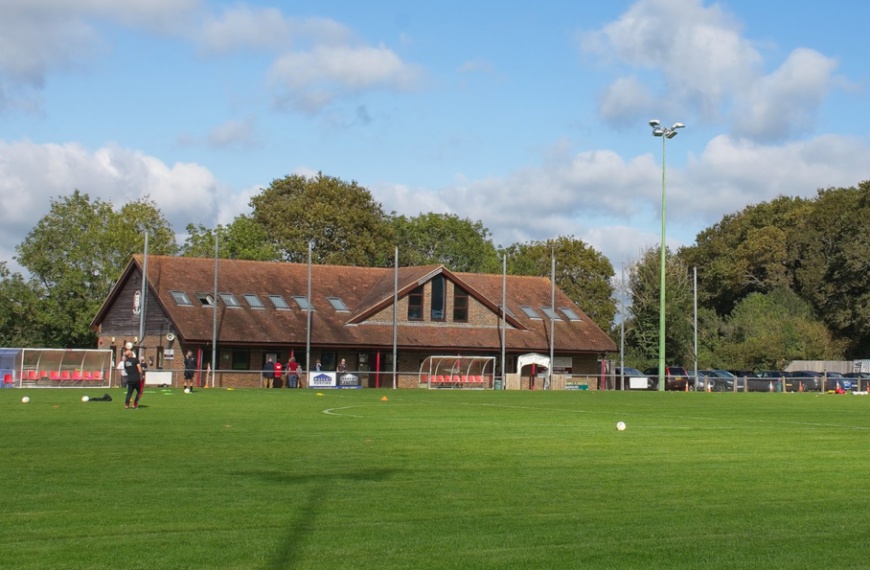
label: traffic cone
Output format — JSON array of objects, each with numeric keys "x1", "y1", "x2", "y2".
[
  {"x1": 798, "y1": 381, "x2": 803, "y2": 393},
  {"x1": 769, "y1": 381, "x2": 773, "y2": 392},
  {"x1": 685, "y1": 381, "x2": 689, "y2": 392}
]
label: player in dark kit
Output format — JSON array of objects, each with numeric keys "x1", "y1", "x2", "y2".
[{"x1": 123, "y1": 344, "x2": 144, "y2": 409}]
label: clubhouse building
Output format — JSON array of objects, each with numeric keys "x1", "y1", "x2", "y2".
[{"x1": 90, "y1": 255, "x2": 616, "y2": 389}]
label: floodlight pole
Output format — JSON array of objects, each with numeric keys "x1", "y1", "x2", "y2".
[{"x1": 649, "y1": 119, "x2": 684, "y2": 391}]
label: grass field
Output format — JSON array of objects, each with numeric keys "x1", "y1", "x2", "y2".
[{"x1": 2, "y1": 387, "x2": 869, "y2": 569}]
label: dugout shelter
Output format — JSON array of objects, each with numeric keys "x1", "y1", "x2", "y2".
[{"x1": 1, "y1": 347, "x2": 113, "y2": 388}]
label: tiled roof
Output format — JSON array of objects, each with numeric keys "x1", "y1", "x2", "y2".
[{"x1": 93, "y1": 255, "x2": 616, "y2": 354}]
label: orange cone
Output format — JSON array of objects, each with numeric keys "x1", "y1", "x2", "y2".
[{"x1": 798, "y1": 381, "x2": 803, "y2": 393}]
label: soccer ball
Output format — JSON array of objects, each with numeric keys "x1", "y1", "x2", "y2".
[
  {"x1": 184, "y1": 388, "x2": 190, "y2": 393},
  {"x1": 616, "y1": 421, "x2": 626, "y2": 431},
  {"x1": 82, "y1": 396, "x2": 89, "y2": 402},
  {"x1": 21, "y1": 396, "x2": 30, "y2": 403}
]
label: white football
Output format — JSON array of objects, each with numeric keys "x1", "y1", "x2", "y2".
[
  {"x1": 21, "y1": 396, "x2": 30, "y2": 403},
  {"x1": 82, "y1": 396, "x2": 89, "y2": 402},
  {"x1": 616, "y1": 421, "x2": 626, "y2": 431},
  {"x1": 184, "y1": 388, "x2": 190, "y2": 393}
]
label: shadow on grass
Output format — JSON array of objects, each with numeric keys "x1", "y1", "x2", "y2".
[{"x1": 234, "y1": 468, "x2": 402, "y2": 570}]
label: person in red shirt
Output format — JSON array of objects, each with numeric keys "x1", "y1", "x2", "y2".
[
  {"x1": 273, "y1": 359, "x2": 283, "y2": 388},
  {"x1": 287, "y1": 356, "x2": 300, "y2": 388}
]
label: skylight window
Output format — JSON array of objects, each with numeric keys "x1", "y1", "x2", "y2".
[
  {"x1": 328, "y1": 297, "x2": 348, "y2": 311},
  {"x1": 541, "y1": 306, "x2": 559, "y2": 320},
  {"x1": 219, "y1": 293, "x2": 241, "y2": 308},
  {"x1": 195, "y1": 292, "x2": 215, "y2": 307},
  {"x1": 520, "y1": 305, "x2": 541, "y2": 319},
  {"x1": 243, "y1": 294, "x2": 264, "y2": 309},
  {"x1": 560, "y1": 307, "x2": 582, "y2": 321},
  {"x1": 293, "y1": 296, "x2": 312, "y2": 310},
  {"x1": 170, "y1": 291, "x2": 192, "y2": 306},
  {"x1": 267, "y1": 295, "x2": 290, "y2": 310}
]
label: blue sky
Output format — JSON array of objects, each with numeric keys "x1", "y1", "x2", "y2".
[{"x1": 1, "y1": 0, "x2": 868, "y2": 273}]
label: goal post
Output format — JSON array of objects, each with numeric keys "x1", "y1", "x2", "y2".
[{"x1": 420, "y1": 356, "x2": 497, "y2": 390}]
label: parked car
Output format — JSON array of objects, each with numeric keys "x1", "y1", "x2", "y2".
[
  {"x1": 691, "y1": 369, "x2": 719, "y2": 391},
  {"x1": 699, "y1": 369, "x2": 745, "y2": 392},
  {"x1": 642, "y1": 366, "x2": 691, "y2": 391},
  {"x1": 729, "y1": 369, "x2": 778, "y2": 392},
  {"x1": 788, "y1": 371, "x2": 822, "y2": 392},
  {"x1": 614, "y1": 367, "x2": 653, "y2": 390},
  {"x1": 842, "y1": 372, "x2": 870, "y2": 391},
  {"x1": 755, "y1": 370, "x2": 793, "y2": 392},
  {"x1": 822, "y1": 371, "x2": 847, "y2": 392}
]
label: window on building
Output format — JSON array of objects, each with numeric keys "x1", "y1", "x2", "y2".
[
  {"x1": 170, "y1": 290, "x2": 192, "y2": 306},
  {"x1": 430, "y1": 275, "x2": 445, "y2": 320},
  {"x1": 293, "y1": 296, "x2": 312, "y2": 311},
  {"x1": 244, "y1": 294, "x2": 264, "y2": 309},
  {"x1": 520, "y1": 305, "x2": 541, "y2": 319},
  {"x1": 497, "y1": 304, "x2": 516, "y2": 319},
  {"x1": 195, "y1": 292, "x2": 215, "y2": 307},
  {"x1": 328, "y1": 297, "x2": 349, "y2": 311},
  {"x1": 267, "y1": 295, "x2": 290, "y2": 310},
  {"x1": 541, "y1": 306, "x2": 559, "y2": 320},
  {"x1": 219, "y1": 293, "x2": 241, "y2": 308},
  {"x1": 408, "y1": 285, "x2": 424, "y2": 320},
  {"x1": 560, "y1": 307, "x2": 582, "y2": 321},
  {"x1": 453, "y1": 286, "x2": 469, "y2": 322},
  {"x1": 232, "y1": 349, "x2": 250, "y2": 370}
]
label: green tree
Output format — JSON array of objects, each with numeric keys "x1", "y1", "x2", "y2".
[
  {"x1": 181, "y1": 216, "x2": 280, "y2": 261},
  {"x1": 0, "y1": 263, "x2": 44, "y2": 346},
  {"x1": 626, "y1": 246, "x2": 694, "y2": 366},
  {"x1": 504, "y1": 236, "x2": 616, "y2": 333},
  {"x1": 790, "y1": 181, "x2": 870, "y2": 356},
  {"x1": 679, "y1": 195, "x2": 810, "y2": 316},
  {"x1": 390, "y1": 212, "x2": 500, "y2": 273},
  {"x1": 250, "y1": 172, "x2": 394, "y2": 266},
  {"x1": 713, "y1": 289, "x2": 843, "y2": 370},
  {"x1": 15, "y1": 191, "x2": 176, "y2": 347}
]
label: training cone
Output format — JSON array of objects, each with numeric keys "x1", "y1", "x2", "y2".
[{"x1": 381, "y1": 396, "x2": 388, "y2": 401}]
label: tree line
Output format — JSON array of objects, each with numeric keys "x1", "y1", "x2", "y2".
[
  {"x1": 4, "y1": 171, "x2": 867, "y2": 373},
  {"x1": 626, "y1": 180, "x2": 870, "y2": 371},
  {"x1": 0, "y1": 173, "x2": 616, "y2": 348}
]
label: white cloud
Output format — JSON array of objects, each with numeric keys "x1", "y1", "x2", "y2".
[
  {"x1": 269, "y1": 44, "x2": 424, "y2": 113},
  {"x1": 0, "y1": 140, "x2": 225, "y2": 265},
  {"x1": 0, "y1": 0, "x2": 198, "y2": 108},
  {"x1": 581, "y1": 0, "x2": 841, "y2": 142}
]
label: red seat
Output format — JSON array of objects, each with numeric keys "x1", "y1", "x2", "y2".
[
  {"x1": 50, "y1": 371, "x2": 60, "y2": 382},
  {"x1": 3, "y1": 374, "x2": 13, "y2": 385},
  {"x1": 27, "y1": 370, "x2": 38, "y2": 380},
  {"x1": 461, "y1": 375, "x2": 468, "y2": 383},
  {"x1": 92, "y1": 371, "x2": 103, "y2": 381},
  {"x1": 72, "y1": 370, "x2": 82, "y2": 380},
  {"x1": 436, "y1": 375, "x2": 445, "y2": 384},
  {"x1": 82, "y1": 371, "x2": 92, "y2": 380}
]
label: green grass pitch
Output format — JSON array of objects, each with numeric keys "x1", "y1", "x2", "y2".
[{"x1": 2, "y1": 387, "x2": 868, "y2": 569}]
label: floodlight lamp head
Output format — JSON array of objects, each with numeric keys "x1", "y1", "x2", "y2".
[
  {"x1": 649, "y1": 119, "x2": 661, "y2": 127},
  {"x1": 652, "y1": 128, "x2": 664, "y2": 137},
  {"x1": 665, "y1": 130, "x2": 678, "y2": 139},
  {"x1": 672, "y1": 122, "x2": 685, "y2": 129}
]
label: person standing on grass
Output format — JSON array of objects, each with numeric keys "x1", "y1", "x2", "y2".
[
  {"x1": 183, "y1": 350, "x2": 196, "y2": 392},
  {"x1": 123, "y1": 344, "x2": 144, "y2": 409},
  {"x1": 286, "y1": 356, "x2": 300, "y2": 388},
  {"x1": 262, "y1": 358, "x2": 275, "y2": 389}
]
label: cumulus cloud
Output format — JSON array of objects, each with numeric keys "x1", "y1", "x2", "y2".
[
  {"x1": 269, "y1": 44, "x2": 424, "y2": 113},
  {"x1": 0, "y1": 140, "x2": 225, "y2": 265},
  {"x1": 581, "y1": 0, "x2": 840, "y2": 142},
  {"x1": 0, "y1": 0, "x2": 198, "y2": 111}
]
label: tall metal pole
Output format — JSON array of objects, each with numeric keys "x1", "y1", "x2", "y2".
[
  {"x1": 620, "y1": 262, "x2": 625, "y2": 391},
  {"x1": 650, "y1": 119, "x2": 684, "y2": 391},
  {"x1": 392, "y1": 247, "x2": 398, "y2": 389},
  {"x1": 212, "y1": 230, "x2": 218, "y2": 388},
  {"x1": 138, "y1": 231, "x2": 148, "y2": 351},
  {"x1": 658, "y1": 134, "x2": 667, "y2": 391},
  {"x1": 306, "y1": 240, "x2": 312, "y2": 385},
  {"x1": 500, "y1": 253, "x2": 506, "y2": 390},
  {"x1": 547, "y1": 250, "x2": 555, "y2": 390},
  {"x1": 693, "y1": 266, "x2": 698, "y2": 390}
]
